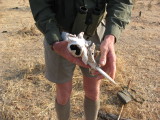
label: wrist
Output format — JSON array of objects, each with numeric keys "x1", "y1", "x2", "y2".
[
  {"x1": 104, "y1": 35, "x2": 115, "y2": 43},
  {"x1": 51, "y1": 42, "x2": 59, "y2": 50}
]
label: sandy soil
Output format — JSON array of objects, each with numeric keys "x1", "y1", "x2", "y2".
[{"x1": 0, "y1": 0, "x2": 160, "y2": 120}]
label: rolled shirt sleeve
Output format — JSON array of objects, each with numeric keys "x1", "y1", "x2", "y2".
[
  {"x1": 105, "y1": 0, "x2": 133, "y2": 41},
  {"x1": 29, "y1": 0, "x2": 61, "y2": 45}
]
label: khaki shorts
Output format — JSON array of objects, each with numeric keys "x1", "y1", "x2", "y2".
[{"x1": 44, "y1": 27, "x2": 105, "y2": 84}]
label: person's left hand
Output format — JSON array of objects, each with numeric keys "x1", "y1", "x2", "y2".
[
  {"x1": 52, "y1": 41, "x2": 90, "y2": 68},
  {"x1": 93, "y1": 35, "x2": 116, "y2": 80}
]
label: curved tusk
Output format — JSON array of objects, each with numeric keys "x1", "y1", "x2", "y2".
[{"x1": 95, "y1": 67, "x2": 117, "y2": 84}]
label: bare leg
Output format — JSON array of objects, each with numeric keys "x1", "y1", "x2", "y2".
[
  {"x1": 83, "y1": 76, "x2": 101, "y2": 120},
  {"x1": 55, "y1": 80, "x2": 72, "y2": 120}
]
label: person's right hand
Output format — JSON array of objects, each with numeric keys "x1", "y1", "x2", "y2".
[
  {"x1": 52, "y1": 41, "x2": 90, "y2": 68},
  {"x1": 90, "y1": 35, "x2": 116, "y2": 80}
]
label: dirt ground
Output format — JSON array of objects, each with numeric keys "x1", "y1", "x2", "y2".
[{"x1": 0, "y1": 0, "x2": 159, "y2": 120}]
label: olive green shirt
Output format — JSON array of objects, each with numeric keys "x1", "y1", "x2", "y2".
[{"x1": 29, "y1": 0, "x2": 133, "y2": 45}]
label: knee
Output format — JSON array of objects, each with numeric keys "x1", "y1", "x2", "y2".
[
  {"x1": 56, "y1": 82, "x2": 72, "y2": 105},
  {"x1": 83, "y1": 76, "x2": 101, "y2": 101},
  {"x1": 56, "y1": 88, "x2": 72, "y2": 105},
  {"x1": 84, "y1": 84, "x2": 100, "y2": 101}
]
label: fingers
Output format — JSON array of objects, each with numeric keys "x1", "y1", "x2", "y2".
[
  {"x1": 99, "y1": 46, "x2": 108, "y2": 66},
  {"x1": 107, "y1": 61, "x2": 116, "y2": 79},
  {"x1": 107, "y1": 50, "x2": 116, "y2": 79},
  {"x1": 96, "y1": 48, "x2": 116, "y2": 80},
  {"x1": 72, "y1": 57, "x2": 90, "y2": 68}
]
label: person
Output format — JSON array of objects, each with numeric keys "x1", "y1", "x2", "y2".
[{"x1": 29, "y1": 0, "x2": 133, "y2": 120}]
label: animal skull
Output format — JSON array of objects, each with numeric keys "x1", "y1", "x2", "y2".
[
  {"x1": 61, "y1": 32, "x2": 92, "y2": 65},
  {"x1": 61, "y1": 32, "x2": 116, "y2": 84}
]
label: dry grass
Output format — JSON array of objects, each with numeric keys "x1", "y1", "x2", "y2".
[
  {"x1": 0, "y1": 0, "x2": 160, "y2": 120},
  {"x1": 147, "y1": 0, "x2": 153, "y2": 10},
  {"x1": 0, "y1": 55, "x2": 126, "y2": 120}
]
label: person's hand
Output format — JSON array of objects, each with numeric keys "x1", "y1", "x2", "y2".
[
  {"x1": 52, "y1": 41, "x2": 89, "y2": 68},
  {"x1": 99, "y1": 35, "x2": 116, "y2": 79},
  {"x1": 94, "y1": 35, "x2": 116, "y2": 80}
]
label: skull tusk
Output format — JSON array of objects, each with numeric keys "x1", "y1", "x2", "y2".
[{"x1": 95, "y1": 67, "x2": 117, "y2": 84}]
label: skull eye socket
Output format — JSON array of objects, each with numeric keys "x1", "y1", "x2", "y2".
[{"x1": 70, "y1": 45, "x2": 81, "y2": 56}]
